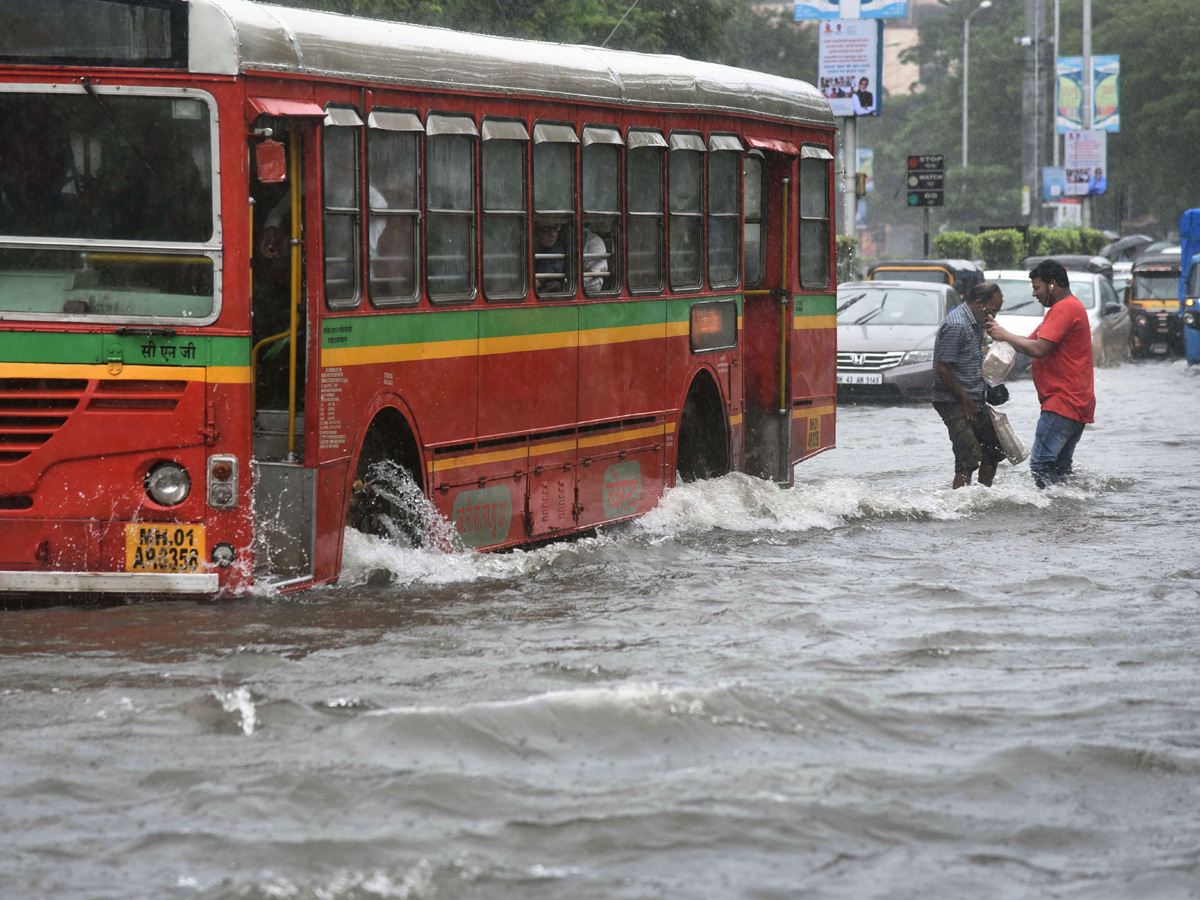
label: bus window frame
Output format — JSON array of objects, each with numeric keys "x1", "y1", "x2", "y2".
[
  {"x1": 424, "y1": 112, "x2": 479, "y2": 305},
  {"x1": 743, "y1": 150, "x2": 766, "y2": 290},
  {"x1": 626, "y1": 128, "x2": 667, "y2": 296},
  {"x1": 580, "y1": 124, "x2": 623, "y2": 299},
  {"x1": 480, "y1": 116, "x2": 530, "y2": 303},
  {"x1": 668, "y1": 131, "x2": 705, "y2": 293},
  {"x1": 364, "y1": 107, "x2": 423, "y2": 308},
  {"x1": 798, "y1": 143, "x2": 833, "y2": 290},
  {"x1": 0, "y1": 82, "x2": 224, "y2": 327},
  {"x1": 322, "y1": 104, "x2": 364, "y2": 309},
  {"x1": 532, "y1": 120, "x2": 580, "y2": 301},
  {"x1": 706, "y1": 133, "x2": 743, "y2": 291}
]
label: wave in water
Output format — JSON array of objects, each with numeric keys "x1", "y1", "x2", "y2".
[{"x1": 338, "y1": 469, "x2": 1115, "y2": 588}]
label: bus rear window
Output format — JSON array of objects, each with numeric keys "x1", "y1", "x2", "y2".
[{"x1": 0, "y1": 0, "x2": 187, "y2": 68}]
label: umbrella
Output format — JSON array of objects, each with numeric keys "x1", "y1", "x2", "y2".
[{"x1": 1099, "y1": 234, "x2": 1153, "y2": 262}]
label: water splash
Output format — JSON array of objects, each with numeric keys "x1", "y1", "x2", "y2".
[{"x1": 214, "y1": 686, "x2": 257, "y2": 736}]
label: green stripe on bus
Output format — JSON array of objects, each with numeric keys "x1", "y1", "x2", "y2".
[
  {"x1": 0, "y1": 331, "x2": 250, "y2": 366},
  {"x1": 793, "y1": 294, "x2": 836, "y2": 317}
]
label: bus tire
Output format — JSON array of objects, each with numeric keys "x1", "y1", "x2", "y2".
[
  {"x1": 675, "y1": 371, "x2": 729, "y2": 483},
  {"x1": 347, "y1": 409, "x2": 426, "y2": 546}
]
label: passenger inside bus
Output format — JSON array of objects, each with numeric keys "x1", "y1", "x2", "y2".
[
  {"x1": 581, "y1": 223, "x2": 612, "y2": 293},
  {"x1": 534, "y1": 220, "x2": 569, "y2": 293}
]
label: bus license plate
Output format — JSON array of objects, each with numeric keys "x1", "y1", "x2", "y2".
[
  {"x1": 1150, "y1": 341, "x2": 1168, "y2": 355},
  {"x1": 837, "y1": 372, "x2": 883, "y2": 385},
  {"x1": 125, "y1": 524, "x2": 205, "y2": 573}
]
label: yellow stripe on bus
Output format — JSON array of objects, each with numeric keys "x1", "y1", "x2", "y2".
[
  {"x1": 794, "y1": 315, "x2": 837, "y2": 330},
  {"x1": 0, "y1": 362, "x2": 213, "y2": 381},
  {"x1": 792, "y1": 404, "x2": 835, "y2": 419},
  {"x1": 322, "y1": 321, "x2": 698, "y2": 369},
  {"x1": 428, "y1": 422, "x2": 672, "y2": 474}
]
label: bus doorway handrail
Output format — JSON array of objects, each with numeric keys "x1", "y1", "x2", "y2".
[{"x1": 287, "y1": 127, "x2": 302, "y2": 460}]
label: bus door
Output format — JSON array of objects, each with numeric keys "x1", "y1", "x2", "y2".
[
  {"x1": 247, "y1": 101, "x2": 324, "y2": 581},
  {"x1": 740, "y1": 144, "x2": 796, "y2": 486}
]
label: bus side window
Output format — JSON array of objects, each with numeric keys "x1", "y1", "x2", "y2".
[
  {"x1": 532, "y1": 122, "x2": 579, "y2": 299},
  {"x1": 366, "y1": 109, "x2": 422, "y2": 306},
  {"x1": 743, "y1": 151, "x2": 765, "y2": 288},
  {"x1": 668, "y1": 132, "x2": 704, "y2": 292},
  {"x1": 799, "y1": 148, "x2": 832, "y2": 289},
  {"x1": 627, "y1": 130, "x2": 666, "y2": 294},
  {"x1": 425, "y1": 114, "x2": 478, "y2": 302},
  {"x1": 581, "y1": 126, "x2": 622, "y2": 297},
  {"x1": 707, "y1": 136, "x2": 743, "y2": 290},
  {"x1": 322, "y1": 106, "x2": 363, "y2": 307},
  {"x1": 481, "y1": 118, "x2": 529, "y2": 300}
]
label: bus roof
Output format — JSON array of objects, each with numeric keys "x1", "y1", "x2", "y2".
[{"x1": 188, "y1": 0, "x2": 834, "y2": 127}]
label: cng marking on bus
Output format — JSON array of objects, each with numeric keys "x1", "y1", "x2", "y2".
[
  {"x1": 602, "y1": 461, "x2": 642, "y2": 519},
  {"x1": 807, "y1": 416, "x2": 821, "y2": 449}
]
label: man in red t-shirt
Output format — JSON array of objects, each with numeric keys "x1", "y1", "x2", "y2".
[{"x1": 986, "y1": 259, "x2": 1095, "y2": 487}]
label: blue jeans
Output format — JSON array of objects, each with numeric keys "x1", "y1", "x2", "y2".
[{"x1": 1029, "y1": 411, "x2": 1086, "y2": 488}]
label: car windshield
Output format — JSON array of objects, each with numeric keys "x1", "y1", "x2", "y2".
[
  {"x1": 991, "y1": 278, "x2": 1042, "y2": 315},
  {"x1": 1066, "y1": 278, "x2": 1095, "y2": 309},
  {"x1": 1133, "y1": 270, "x2": 1181, "y2": 300},
  {"x1": 837, "y1": 287, "x2": 943, "y2": 326},
  {"x1": 1189, "y1": 261, "x2": 1200, "y2": 297},
  {"x1": 0, "y1": 90, "x2": 216, "y2": 320}
]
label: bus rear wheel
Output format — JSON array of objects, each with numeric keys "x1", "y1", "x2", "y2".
[
  {"x1": 675, "y1": 372, "x2": 729, "y2": 483},
  {"x1": 347, "y1": 411, "x2": 427, "y2": 547}
]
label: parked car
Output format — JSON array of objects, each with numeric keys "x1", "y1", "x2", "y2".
[
  {"x1": 1127, "y1": 252, "x2": 1184, "y2": 357},
  {"x1": 866, "y1": 259, "x2": 985, "y2": 304},
  {"x1": 986, "y1": 267, "x2": 1130, "y2": 367},
  {"x1": 1020, "y1": 255, "x2": 1113, "y2": 282},
  {"x1": 836, "y1": 280, "x2": 961, "y2": 402}
]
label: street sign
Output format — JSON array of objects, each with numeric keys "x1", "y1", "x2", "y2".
[
  {"x1": 906, "y1": 171, "x2": 944, "y2": 190},
  {"x1": 907, "y1": 190, "x2": 944, "y2": 208},
  {"x1": 907, "y1": 154, "x2": 944, "y2": 172}
]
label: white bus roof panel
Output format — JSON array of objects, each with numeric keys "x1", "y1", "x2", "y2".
[{"x1": 187, "y1": 0, "x2": 833, "y2": 128}]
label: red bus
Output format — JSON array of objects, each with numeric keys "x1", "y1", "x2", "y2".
[{"x1": 0, "y1": 0, "x2": 837, "y2": 599}]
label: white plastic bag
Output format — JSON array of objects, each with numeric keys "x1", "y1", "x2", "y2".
[
  {"x1": 982, "y1": 340, "x2": 1017, "y2": 384},
  {"x1": 987, "y1": 405, "x2": 1027, "y2": 465}
]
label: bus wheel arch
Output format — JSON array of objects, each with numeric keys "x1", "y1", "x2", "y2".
[
  {"x1": 345, "y1": 399, "x2": 427, "y2": 544},
  {"x1": 675, "y1": 367, "x2": 730, "y2": 484}
]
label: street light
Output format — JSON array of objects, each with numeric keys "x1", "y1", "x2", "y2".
[{"x1": 960, "y1": 0, "x2": 992, "y2": 168}]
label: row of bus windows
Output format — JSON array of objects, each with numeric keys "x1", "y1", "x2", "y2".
[{"x1": 320, "y1": 109, "x2": 831, "y2": 308}]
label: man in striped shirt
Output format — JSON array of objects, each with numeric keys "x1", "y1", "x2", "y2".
[{"x1": 932, "y1": 282, "x2": 1006, "y2": 488}]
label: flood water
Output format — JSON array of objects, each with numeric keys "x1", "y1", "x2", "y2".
[{"x1": 3, "y1": 360, "x2": 1200, "y2": 900}]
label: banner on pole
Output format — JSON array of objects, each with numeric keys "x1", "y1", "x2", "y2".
[
  {"x1": 857, "y1": 147, "x2": 874, "y2": 193},
  {"x1": 817, "y1": 19, "x2": 883, "y2": 117},
  {"x1": 1056, "y1": 55, "x2": 1120, "y2": 133},
  {"x1": 795, "y1": 1, "x2": 908, "y2": 19},
  {"x1": 1063, "y1": 130, "x2": 1107, "y2": 196}
]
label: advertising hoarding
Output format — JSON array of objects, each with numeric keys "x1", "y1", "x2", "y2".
[
  {"x1": 795, "y1": 0, "x2": 908, "y2": 19},
  {"x1": 1056, "y1": 55, "x2": 1120, "y2": 133},
  {"x1": 1063, "y1": 130, "x2": 1107, "y2": 196},
  {"x1": 817, "y1": 19, "x2": 883, "y2": 118}
]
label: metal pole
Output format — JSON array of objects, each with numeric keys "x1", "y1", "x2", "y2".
[
  {"x1": 962, "y1": 15, "x2": 970, "y2": 168},
  {"x1": 1082, "y1": 0, "x2": 1092, "y2": 227},
  {"x1": 924, "y1": 207, "x2": 930, "y2": 258},
  {"x1": 842, "y1": 116, "x2": 857, "y2": 237},
  {"x1": 1052, "y1": 0, "x2": 1061, "y2": 167}
]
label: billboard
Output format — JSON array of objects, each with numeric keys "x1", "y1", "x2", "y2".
[
  {"x1": 817, "y1": 19, "x2": 883, "y2": 118},
  {"x1": 1056, "y1": 55, "x2": 1120, "y2": 133},
  {"x1": 1063, "y1": 130, "x2": 1107, "y2": 196},
  {"x1": 796, "y1": 0, "x2": 908, "y2": 19}
]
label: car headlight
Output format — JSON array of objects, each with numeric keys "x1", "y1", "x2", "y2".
[
  {"x1": 1135, "y1": 314, "x2": 1148, "y2": 326},
  {"x1": 1184, "y1": 310, "x2": 1199, "y2": 328},
  {"x1": 145, "y1": 461, "x2": 191, "y2": 506},
  {"x1": 901, "y1": 350, "x2": 935, "y2": 365}
]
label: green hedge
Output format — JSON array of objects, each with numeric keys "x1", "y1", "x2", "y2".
[
  {"x1": 931, "y1": 231, "x2": 979, "y2": 260},
  {"x1": 978, "y1": 229, "x2": 1024, "y2": 270},
  {"x1": 1042, "y1": 229, "x2": 1082, "y2": 256},
  {"x1": 1079, "y1": 228, "x2": 1107, "y2": 256},
  {"x1": 1025, "y1": 227, "x2": 1053, "y2": 257}
]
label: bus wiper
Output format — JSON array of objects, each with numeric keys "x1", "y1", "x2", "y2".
[{"x1": 80, "y1": 78, "x2": 171, "y2": 194}]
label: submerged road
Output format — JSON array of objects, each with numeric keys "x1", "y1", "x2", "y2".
[{"x1": 2, "y1": 359, "x2": 1199, "y2": 899}]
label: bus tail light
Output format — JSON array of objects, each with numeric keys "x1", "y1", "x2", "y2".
[{"x1": 207, "y1": 455, "x2": 239, "y2": 509}]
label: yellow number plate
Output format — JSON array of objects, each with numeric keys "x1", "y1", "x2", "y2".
[{"x1": 125, "y1": 524, "x2": 205, "y2": 573}]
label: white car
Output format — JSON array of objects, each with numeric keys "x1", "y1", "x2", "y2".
[{"x1": 985, "y1": 270, "x2": 1130, "y2": 368}]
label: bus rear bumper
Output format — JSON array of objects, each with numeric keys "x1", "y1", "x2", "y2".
[{"x1": 0, "y1": 571, "x2": 219, "y2": 595}]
